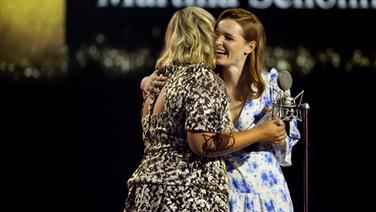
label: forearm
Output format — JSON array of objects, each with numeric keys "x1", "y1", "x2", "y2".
[{"x1": 187, "y1": 129, "x2": 263, "y2": 157}]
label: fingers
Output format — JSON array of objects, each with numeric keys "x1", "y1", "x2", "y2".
[
  {"x1": 148, "y1": 75, "x2": 167, "y2": 95},
  {"x1": 141, "y1": 82, "x2": 150, "y2": 98},
  {"x1": 273, "y1": 123, "x2": 287, "y2": 142},
  {"x1": 153, "y1": 80, "x2": 165, "y2": 87},
  {"x1": 277, "y1": 133, "x2": 288, "y2": 141},
  {"x1": 156, "y1": 75, "x2": 167, "y2": 81},
  {"x1": 152, "y1": 75, "x2": 167, "y2": 87},
  {"x1": 141, "y1": 76, "x2": 154, "y2": 94},
  {"x1": 273, "y1": 119, "x2": 284, "y2": 126},
  {"x1": 270, "y1": 130, "x2": 287, "y2": 149},
  {"x1": 144, "y1": 74, "x2": 159, "y2": 88},
  {"x1": 259, "y1": 118, "x2": 288, "y2": 145},
  {"x1": 140, "y1": 72, "x2": 167, "y2": 99},
  {"x1": 149, "y1": 86, "x2": 161, "y2": 94}
]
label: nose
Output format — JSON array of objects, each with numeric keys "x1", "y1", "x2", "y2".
[{"x1": 215, "y1": 35, "x2": 223, "y2": 47}]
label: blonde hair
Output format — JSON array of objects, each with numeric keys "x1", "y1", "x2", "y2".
[
  {"x1": 216, "y1": 8, "x2": 266, "y2": 99},
  {"x1": 156, "y1": 7, "x2": 216, "y2": 69}
]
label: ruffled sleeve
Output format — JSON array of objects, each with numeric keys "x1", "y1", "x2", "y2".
[{"x1": 184, "y1": 65, "x2": 230, "y2": 133}]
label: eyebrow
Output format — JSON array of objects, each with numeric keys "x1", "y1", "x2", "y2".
[
  {"x1": 215, "y1": 28, "x2": 238, "y2": 39},
  {"x1": 219, "y1": 31, "x2": 236, "y2": 40}
]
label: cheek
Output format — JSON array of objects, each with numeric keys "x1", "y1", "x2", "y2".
[
  {"x1": 223, "y1": 44, "x2": 233, "y2": 55},
  {"x1": 226, "y1": 43, "x2": 241, "y2": 54},
  {"x1": 232, "y1": 44, "x2": 247, "y2": 56}
]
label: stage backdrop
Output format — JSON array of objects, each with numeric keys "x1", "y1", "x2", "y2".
[{"x1": 1, "y1": 1, "x2": 375, "y2": 212}]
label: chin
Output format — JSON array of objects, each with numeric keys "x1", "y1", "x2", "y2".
[
  {"x1": 215, "y1": 58, "x2": 225, "y2": 65},
  {"x1": 216, "y1": 61, "x2": 224, "y2": 66}
]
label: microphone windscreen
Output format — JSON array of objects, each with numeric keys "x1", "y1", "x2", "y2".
[{"x1": 277, "y1": 71, "x2": 293, "y2": 91}]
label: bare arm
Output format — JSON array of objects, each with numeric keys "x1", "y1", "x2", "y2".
[{"x1": 187, "y1": 119, "x2": 287, "y2": 157}]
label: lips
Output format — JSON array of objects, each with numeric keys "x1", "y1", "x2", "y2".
[{"x1": 216, "y1": 49, "x2": 227, "y2": 56}]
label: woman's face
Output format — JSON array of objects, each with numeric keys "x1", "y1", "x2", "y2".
[{"x1": 215, "y1": 19, "x2": 251, "y2": 68}]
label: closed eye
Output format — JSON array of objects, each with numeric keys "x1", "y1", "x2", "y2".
[
  {"x1": 223, "y1": 32, "x2": 235, "y2": 41},
  {"x1": 225, "y1": 36, "x2": 234, "y2": 41}
]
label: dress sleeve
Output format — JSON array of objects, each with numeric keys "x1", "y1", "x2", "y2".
[
  {"x1": 268, "y1": 68, "x2": 301, "y2": 167},
  {"x1": 184, "y1": 67, "x2": 230, "y2": 133}
]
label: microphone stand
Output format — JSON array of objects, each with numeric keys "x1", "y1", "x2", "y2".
[
  {"x1": 300, "y1": 103, "x2": 310, "y2": 212},
  {"x1": 273, "y1": 70, "x2": 310, "y2": 211},
  {"x1": 275, "y1": 89, "x2": 310, "y2": 212}
]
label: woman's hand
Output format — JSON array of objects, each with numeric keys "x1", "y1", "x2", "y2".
[
  {"x1": 140, "y1": 72, "x2": 167, "y2": 98},
  {"x1": 257, "y1": 119, "x2": 287, "y2": 145}
]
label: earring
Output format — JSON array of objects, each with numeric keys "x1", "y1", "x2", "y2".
[{"x1": 244, "y1": 52, "x2": 247, "y2": 55}]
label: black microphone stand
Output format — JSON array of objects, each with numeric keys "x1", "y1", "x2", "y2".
[
  {"x1": 300, "y1": 103, "x2": 310, "y2": 212},
  {"x1": 291, "y1": 91, "x2": 310, "y2": 212},
  {"x1": 273, "y1": 71, "x2": 310, "y2": 212},
  {"x1": 274, "y1": 89, "x2": 310, "y2": 212}
]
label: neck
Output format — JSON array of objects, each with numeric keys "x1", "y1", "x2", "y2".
[{"x1": 222, "y1": 65, "x2": 247, "y2": 101}]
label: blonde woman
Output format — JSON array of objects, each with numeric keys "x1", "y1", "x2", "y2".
[{"x1": 125, "y1": 7, "x2": 286, "y2": 211}]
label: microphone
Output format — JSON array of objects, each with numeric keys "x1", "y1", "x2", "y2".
[{"x1": 273, "y1": 70, "x2": 304, "y2": 122}]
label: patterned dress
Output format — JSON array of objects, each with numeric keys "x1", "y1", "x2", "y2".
[
  {"x1": 124, "y1": 64, "x2": 232, "y2": 212},
  {"x1": 226, "y1": 68, "x2": 301, "y2": 212}
]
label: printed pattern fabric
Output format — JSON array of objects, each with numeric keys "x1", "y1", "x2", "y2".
[
  {"x1": 124, "y1": 64, "x2": 231, "y2": 212},
  {"x1": 226, "y1": 68, "x2": 301, "y2": 212}
]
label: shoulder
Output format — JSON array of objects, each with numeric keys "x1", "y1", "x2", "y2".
[
  {"x1": 260, "y1": 67, "x2": 282, "y2": 94},
  {"x1": 261, "y1": 67, "x2": 279, "y2": 84},
  {"x1": 186, "y1": 64, "x2": 224, "y2": 86},
  {"x1": 186, "y1": 64, "x2": 217, "y2": 77}
]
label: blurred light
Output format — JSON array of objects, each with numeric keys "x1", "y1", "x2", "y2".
[
  {"x1": 276, "y1": 59, "x2": 291, "y2": 72},
  {"x1": 331, "y1": 52, "x2": 340, "y2": 68},
  {"x1": 104, "y1": 57, "x2": 113, "y2": 68},
  {"x1": 89, "y1": 45, "x2": 100, "y2": 59},
  {"x1": 318, "y1": 52, "x2": 328, "y2": 63},
  {"x1": 96, "y1": 34, "x2": 105, "y2": 44},
  {"x1": 273, "y1": 47, "x2": 284, "y2": 58},
  {"x1": 353, "y1": 49, "x2": 362, "y2": 64},
  {"x1": 0, "y1": 0, "x2": 65, "y2": 81},
  {"x1": 120, "y1": 59, "x2": 130, "y2": 72},
  {"x1": 8, "y1": 63, "x2": 15, "y2": 72},
  {"x1": 61, "y1": 45, "x2": 69, "y2": 54},
  {"x1": 24, "y1": 67, "x2": 32, "y2": 77},
  {"x1": 60, "y1": 62, "x2": 68, "y2": 73},
  {"x1": 4, "y1": 28, "x2": 376, "y2": 82},
  {"x1": 32, "y1": 69, "x2": 40, "y2": 79},
  {"x1": 296, "y1": 47, "x2": 315, "y2": 75},
  {"x1": 361, "y1": 57, "x2": 370, "y2": 67},
  {"x1": 76, "y1": 51, "x2": 86, "y2": 67},
  {"x1": 0, "y1": 62, "x2": 6, "y2": 72},
  {"x1": 345, "y1": 62, "x2": 353, "y2": 72}
]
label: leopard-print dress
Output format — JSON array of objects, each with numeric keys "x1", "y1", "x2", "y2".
[{"x1": 124, "y1": 64, "x2": 231, "y2": 212}]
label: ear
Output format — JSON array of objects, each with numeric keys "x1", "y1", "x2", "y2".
[{"x1": 245, "y1": 41, "x2": 257, "y2": 54}]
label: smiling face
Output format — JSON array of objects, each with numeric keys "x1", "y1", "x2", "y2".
[{"x1": 215, "y1": 19, "x2": 254, "y2": 69}]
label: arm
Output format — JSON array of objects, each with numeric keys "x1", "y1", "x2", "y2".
[{"x1": 187, "y1": 119, "x2": 287, "y2": 157}]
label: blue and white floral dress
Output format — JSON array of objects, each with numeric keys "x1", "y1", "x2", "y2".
[{"x1": 226, "y1": 68, "x2": 301, "y2": 212}]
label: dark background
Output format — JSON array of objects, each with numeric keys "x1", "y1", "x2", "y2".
[{"x1": 3, "y1": 0, "x2": 375, "y2": 211}]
